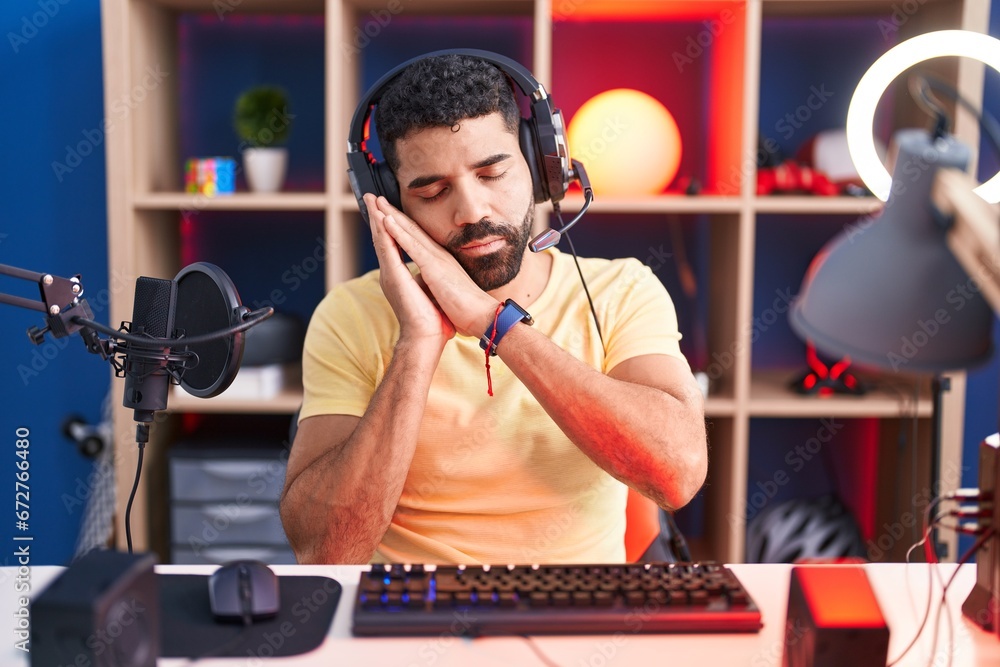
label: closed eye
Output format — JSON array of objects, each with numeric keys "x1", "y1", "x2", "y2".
[
  {"x1": 423, "y1": 190, "x2": 445, "y2": 202},
  {"x1": 417, "y1": 187, "x2": 447, "y2": 202}
]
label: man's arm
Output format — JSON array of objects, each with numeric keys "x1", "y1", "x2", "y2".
[
  {"x1": 495, "y1": 325, "x2": 707, "y2": 510},
  {"x1": 279, "y1": 337, "x2": 440, "y2": 563},
  {"x1": 280, "y1": 194, "x2": 454, "y2": 563}
]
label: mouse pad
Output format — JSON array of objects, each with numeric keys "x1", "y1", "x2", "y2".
[{"x1": 158, "y1": 574, "x2": 342, "y2": 658}]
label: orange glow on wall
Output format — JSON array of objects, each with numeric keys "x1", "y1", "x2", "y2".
[{"x1": 567, "y1": 89, "x2": 682, "y2": 196}]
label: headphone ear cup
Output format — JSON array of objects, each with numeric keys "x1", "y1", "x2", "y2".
[
  {"x1": 519, "y1": 118, "x2": 548, "y2": 203},
  {"x1": 374, "y1": 161, "x2": 402, "y2": 211},
  {"x1": 347, "y1": 150, "x2": 379, "y2": 222}
]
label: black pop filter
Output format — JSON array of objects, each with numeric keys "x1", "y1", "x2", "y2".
[{"x1": 173, "y1": 263, "x2": 246, "y2": 398}]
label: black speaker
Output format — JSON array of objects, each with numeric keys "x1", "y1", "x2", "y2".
[{"x1": 31, "y1": 551, "x2": 158, "y2": 667}]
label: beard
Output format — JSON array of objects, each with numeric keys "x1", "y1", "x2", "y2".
[{"x1": 445, "y1": 197, "x2": 535, "y2": 291}]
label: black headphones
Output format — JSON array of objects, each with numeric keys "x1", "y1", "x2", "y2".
[{"x1": 346, "y1": 48, "x2": 592, "y2": 252}]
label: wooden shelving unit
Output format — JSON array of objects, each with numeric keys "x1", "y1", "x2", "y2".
[{"x1": 101, "y1": 0, "x2": 987, "y2": 563}]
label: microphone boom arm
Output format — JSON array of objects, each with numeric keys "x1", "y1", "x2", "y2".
[
  {"x1": 0, "y1": 262, "x2": 106, "y2": 355},
  {"x1": 529, "y1": 159, "x2": 594, "y2": 253}
]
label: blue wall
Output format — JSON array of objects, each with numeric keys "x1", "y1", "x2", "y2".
[
  {"x1": 3, "y1": 1, "x2": 998, "y2": 564},
  {"x1": 1, "y1": 0, "x2": 109, "y2": 565}
]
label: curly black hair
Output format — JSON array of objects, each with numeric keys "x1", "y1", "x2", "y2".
[{"x1": 375, "y1": 54, "x2": 521, "y2": 173}]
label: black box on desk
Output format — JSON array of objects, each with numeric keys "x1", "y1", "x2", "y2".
[
  {"x1": 782, "y1": 566, "x2": 889, "y2": 667},
  {"x1": 31, "y1": 550, "x2": 158, "y2": 667},
  {"x1": 962, "y1": 432, "x2": 1000, "y2": 635}
]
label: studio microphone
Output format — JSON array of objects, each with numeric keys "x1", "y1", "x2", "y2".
[
  {"x1": 122, "y1": 276, "x2": 177, "y2": 422},
  {"x1": 75, "y1": 263, "x2": 271, "y2": 423},
  {"x1": 529, "y1": 159, "x2": 594, "y2": 253}
]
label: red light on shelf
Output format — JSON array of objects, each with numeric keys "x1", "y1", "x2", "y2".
[
  {"x1": 553, "y1": 0, "x2": 744, "y2": 22},
  {"x1": 792, "y1": 343, "x2": 866, "y2": 396}
]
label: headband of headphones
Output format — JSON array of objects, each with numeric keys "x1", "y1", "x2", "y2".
[{"x1": 346, "y1": 48, "x2": 574, "y2": 221}]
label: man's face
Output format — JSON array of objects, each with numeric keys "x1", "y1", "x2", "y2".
[{"x1": 393, "y1": 113, "x2": 535, "y2": 291}]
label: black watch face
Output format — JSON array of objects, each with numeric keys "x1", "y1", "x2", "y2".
[{"x1": 505, "y1": 299, "x2": 533, "y2": 325}]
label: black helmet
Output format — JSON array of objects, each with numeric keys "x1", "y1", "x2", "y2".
[{"x1": 745, "y1": 494, "x2": 866, "y2": 563}]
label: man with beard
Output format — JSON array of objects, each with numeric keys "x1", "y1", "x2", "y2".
[{"x1": 280, "y1": 53, "x2": 708, "y2": 565}]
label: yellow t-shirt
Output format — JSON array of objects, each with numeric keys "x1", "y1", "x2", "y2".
[{"x1": 300, "y1": 248, "x2": 687, "y2": 564}]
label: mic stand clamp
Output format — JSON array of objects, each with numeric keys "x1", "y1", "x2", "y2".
[{"x1": 0, "y1": 262, "x2": 101, "y2": 351}]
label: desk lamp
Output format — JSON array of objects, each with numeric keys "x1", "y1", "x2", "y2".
[{"x1": 787, "y1": 30, "x2": 1000, "y2": 634}]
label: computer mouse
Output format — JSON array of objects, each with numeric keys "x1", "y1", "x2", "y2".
[{"x1": 208, "y1": 559, "x2": 280, "y2": 624}]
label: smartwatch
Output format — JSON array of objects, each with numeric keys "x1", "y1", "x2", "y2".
[{"x1": 480, "y1": 299, "x2": 533, "y2": 356}]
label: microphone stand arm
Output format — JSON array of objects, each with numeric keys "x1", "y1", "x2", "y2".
[{"x1": 0, "y1": 262, "x2": 110, "y2": 359}]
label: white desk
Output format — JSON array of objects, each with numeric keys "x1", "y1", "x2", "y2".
[{"x1": 3, "y1": 563, "x2": 998, "y2": 666}]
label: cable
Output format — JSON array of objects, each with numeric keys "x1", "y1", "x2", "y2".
[
  {"x1": 889, "y1": 496, "x2": 946, "y2": 667},
  {"x1": 553, "y1": 207, "x2": 605, "y2": 351},
  {"x1": 910, "y1": 72, "x2": 1000, "y2": 158},
  {"x1": 520, "y1": 635, "x2": 562, "y2": 667},
  {"x1": 909, "y1": 75, "x2": 952, "y2": 137},
  {"x1": 911, "y1": 382, "x2": 920, "y2": 547},
  {"x1": 927, "y1": 527, "x2": 996, "y2": 667},
  {"x1": 663, "y1": 510, "x2": 692, "y2": 562},
  {"x1": 71, "y1": 305, "x2": 273, "y2": 347},
  {"x1": 123, "y1": 423, "x2": 149, "y2": 555},
  {"x1": 891, "y1": 494, "x2": 992, "y2": 667}
]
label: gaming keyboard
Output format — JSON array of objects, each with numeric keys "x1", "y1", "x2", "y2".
[{"x1": 352, "y1": 562, "x2": 762, "y2": 636}]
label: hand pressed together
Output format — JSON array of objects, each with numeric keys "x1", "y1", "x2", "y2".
[{"x1": 365, "y1": 194, "x2": 500, "y2": 340}]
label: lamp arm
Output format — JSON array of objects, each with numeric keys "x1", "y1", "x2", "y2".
[{"x1": 933, "y1": 168, "x2": 1000, "y2": 316}]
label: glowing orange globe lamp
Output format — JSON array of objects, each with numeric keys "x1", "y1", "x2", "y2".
[{"x1": 567, "y1": 88, "x2": 682, "y2": 196}]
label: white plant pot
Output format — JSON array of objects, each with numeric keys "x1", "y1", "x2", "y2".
[{"x1": 242, "y1": 147, "x2": 288, "y2": 193}]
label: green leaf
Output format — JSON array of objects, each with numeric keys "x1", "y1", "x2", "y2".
[{"x1": 233, "y1": 86, "x2": 292, "y2": 147}]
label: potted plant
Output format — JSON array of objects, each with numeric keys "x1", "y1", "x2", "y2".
[{"x1": 233, "y1": 85, "x2": 292, "y2": 193}]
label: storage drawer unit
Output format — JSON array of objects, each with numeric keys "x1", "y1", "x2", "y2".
[{"x1": 169, "y1": 442, "x2": 295, "y2": 564}]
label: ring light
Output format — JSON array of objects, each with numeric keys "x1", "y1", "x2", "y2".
[{"x1": 846, "y1": 29, "x2": 1000, "y2": 203}]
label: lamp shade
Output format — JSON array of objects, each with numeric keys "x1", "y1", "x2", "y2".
[{"x1": 790, "y1": 129, "x2": 993, "y2": 373}]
